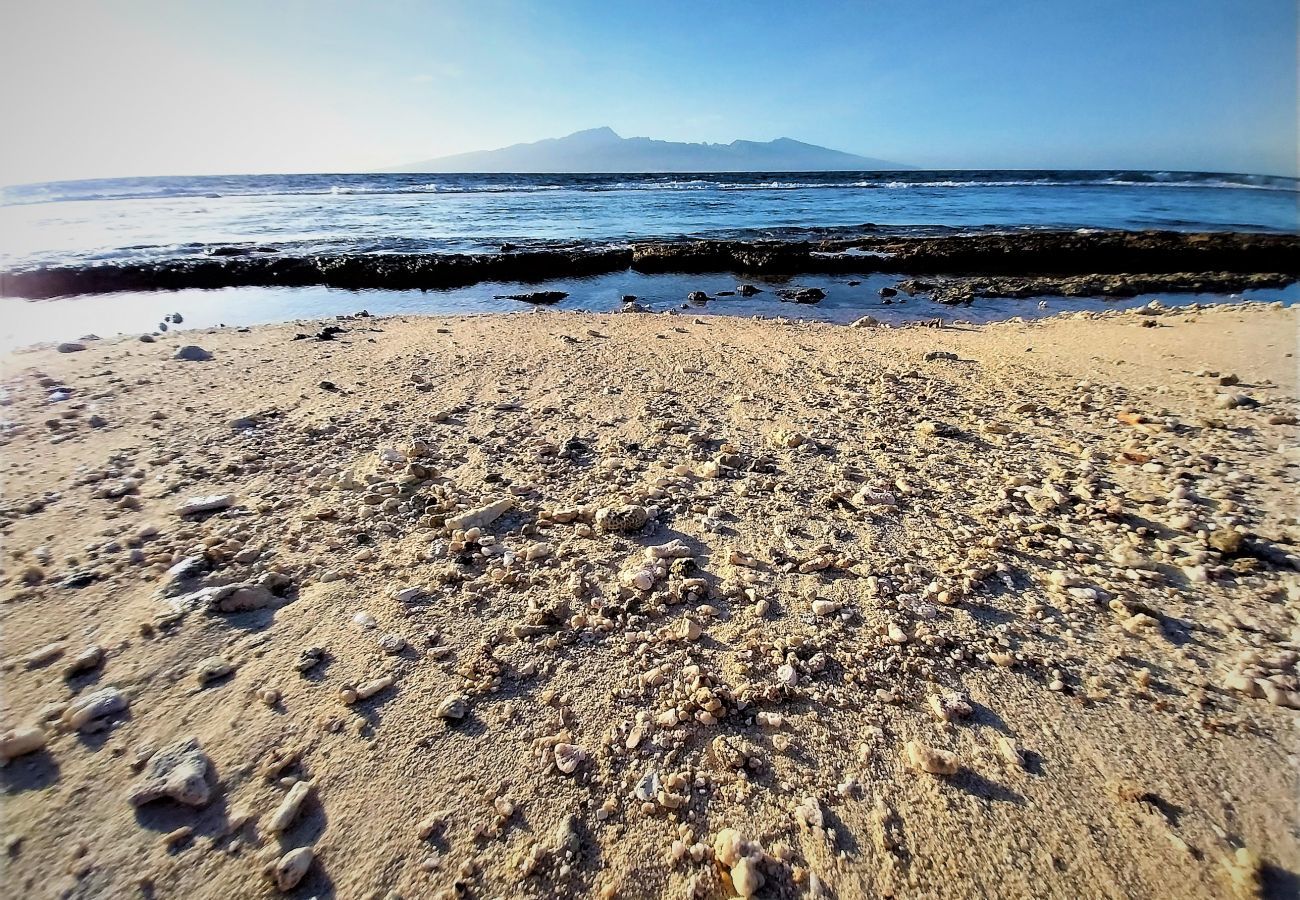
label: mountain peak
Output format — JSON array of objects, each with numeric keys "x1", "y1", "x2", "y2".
[
  {"x1": 565, "y1": 126, "x2": 621, "y2": 141},
  {"x1": 386, "y1": 129, "x2": 907, "y2": 173}
]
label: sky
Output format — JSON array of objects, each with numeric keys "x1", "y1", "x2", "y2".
[{"x1": 0, "y1": 0, "x2": 1294, "y2": 184}]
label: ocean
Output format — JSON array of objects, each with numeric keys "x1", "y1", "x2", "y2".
[
  {"x1": 1, "y1": 170, "x2": 1296, "y2": 270},
  {"x1": 2, "y1": 170, "x2": 1296, "y2": 350}
]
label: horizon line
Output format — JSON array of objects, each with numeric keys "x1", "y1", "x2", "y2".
[{"x1": 5, "y1": 167, "x2": 1298, "y2": 191}]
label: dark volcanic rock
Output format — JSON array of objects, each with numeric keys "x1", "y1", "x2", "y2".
[
  {"x1": 899, "y1": 271, "x2": 1293, "y2": 305},
  {"x1": 495, "y1": 291, "x2": 568, "y2": 304},
  {"x1": 776, "y1": 287, "x2": 826, "y2": 304},
  {"x1": 2, "y1": 232, "x2": 1296, "y2": 300},
  {"x1": 174, "y1": 345, "x2": 213, "y2": 361}
]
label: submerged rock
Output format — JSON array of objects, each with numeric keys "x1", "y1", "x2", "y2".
[
  {"x1": 776, "y1": 287, "x2": 825, "y2": 303},
  {"x1": 494, "y1": 291, "x2": 568, "y2": 304}
]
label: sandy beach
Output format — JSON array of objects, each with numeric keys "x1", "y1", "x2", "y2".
[{"x1": 1, "y1": 301, "x2": 1298, "y2": 899}]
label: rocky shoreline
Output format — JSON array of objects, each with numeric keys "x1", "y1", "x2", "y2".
[
  {"x1": 1, "y1": 302, "x2": 1298, "y2": 898},
  {"x1": 2, "y1": 230, "x2": 1296, "y2": 300}
]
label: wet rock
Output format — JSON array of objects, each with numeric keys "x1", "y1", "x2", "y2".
[
  {"x1": 495, "y1": 291, "x2": 567, "y2": 304},
  {"x1": 776, "y1": 287, "x2": 825, "y2": 303},
  {"x1": 127, "y1": 737, "x2": 213, "y2": 807},
  {"x1": 3, "y1": 232, "x2": 1294, "y2": 299},
  {"x1": 736, "y1": 284, "x2": 762, "y2": 296}
]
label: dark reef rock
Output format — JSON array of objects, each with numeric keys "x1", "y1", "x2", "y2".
[
  {"x1": 776, "y1": 287, "x2": 826, "y2": 303},
  {"x1": 897, "y1": 271, "x2": 1294, "y2": 305},
  {"x1": 2, "y1": 231, "x2": 1296, "y2": 300},
  {"x1": 494, "y1": 291, "x2": 568, "y2": 304}
]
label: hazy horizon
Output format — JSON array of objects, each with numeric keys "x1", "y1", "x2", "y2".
[{"x1": 1, "y1": 0, "x2": 1296, "y2": 185}]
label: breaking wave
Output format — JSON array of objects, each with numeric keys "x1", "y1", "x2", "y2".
[{"x1": 3, "y1": 170, "x2": 1295, "y2": 205}]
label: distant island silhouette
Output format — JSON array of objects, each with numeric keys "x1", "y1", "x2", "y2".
[{"x1": 384, "y1": 126, "x2": 908, "y2": 173}]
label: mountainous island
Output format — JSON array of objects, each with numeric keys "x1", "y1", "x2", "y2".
[{"x1": 385, "y1": 126, "x2": 907, "y2": 173}]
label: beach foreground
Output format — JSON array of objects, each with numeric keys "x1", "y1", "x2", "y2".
[{"x1": 1, "y1": 303, "x2": 1297, "y2": 899}]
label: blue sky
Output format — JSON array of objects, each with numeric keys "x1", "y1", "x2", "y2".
[{"x1": 1, "y1": 0, "x2": 1294, "y2": 182}]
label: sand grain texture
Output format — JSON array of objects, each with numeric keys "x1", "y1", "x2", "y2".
[{"x1": 1, "y1": 302, "x2": 1297, "y2": 899}]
